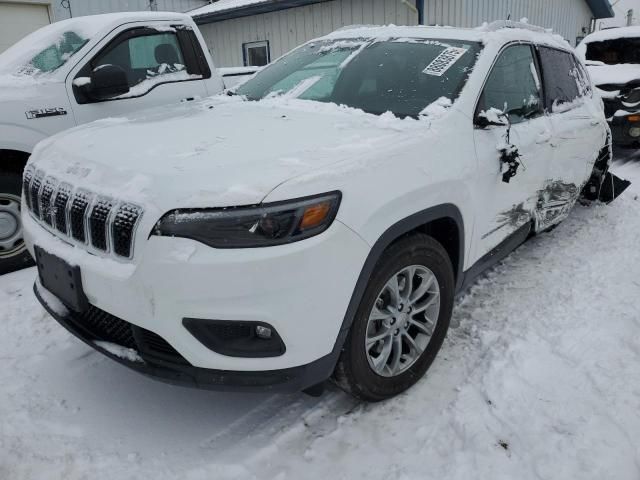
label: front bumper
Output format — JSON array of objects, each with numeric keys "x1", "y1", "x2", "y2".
[
  {"x1": 34, "y1": 280, "x2": 337, "y2": 392},
  {"x1": 24, "y1": 210, "x2": 370, "y2": 387}
]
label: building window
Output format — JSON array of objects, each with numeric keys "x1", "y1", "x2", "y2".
[{"x1": 243, "y1": 40, "x2": 270, "y2": 67}]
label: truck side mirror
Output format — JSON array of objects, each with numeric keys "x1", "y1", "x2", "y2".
[{"x1": 86, "y1": 64, "x2": 130, "y2": 100}]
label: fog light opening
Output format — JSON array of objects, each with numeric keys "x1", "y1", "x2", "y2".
[{"x1": 255, "y1": 325, "x2": 272, "y2": 339}]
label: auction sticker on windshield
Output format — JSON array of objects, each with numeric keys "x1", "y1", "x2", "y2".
[{"x1": 423, "y1": 47, "x2": 469, "y2": 76}]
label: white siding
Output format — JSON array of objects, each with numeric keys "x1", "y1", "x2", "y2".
[
  {"x1": 199, "y1": 0, "x2": 419, "y2": 68},
  {"x1": 199, "y1": 0, "x2": 595, "y2": 68},
  {"x1": 424, "y1": 0, "x2": 593, "y2": 45},
  {"x1": 53, "y1": 0, "x2": 207, "y2": 21}
]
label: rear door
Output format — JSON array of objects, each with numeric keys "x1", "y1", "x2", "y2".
[
  {"x1": 472, "y1": 43, "x2": 554, "y2": 261},
  {"x1": 67, "y1": 23, "x2": 212, "y2": 125},
  {"x1": 534, "y1": 46, "x2": 608, "y2": 230}
]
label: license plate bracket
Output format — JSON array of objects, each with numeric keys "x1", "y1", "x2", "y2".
[{"x1": 35, "y1": 246, "x2": 89, "y2": 312}]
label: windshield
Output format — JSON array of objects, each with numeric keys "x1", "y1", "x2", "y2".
[
  {"x1": 0, "y1": 20, "x2": 91, "y2": 76},
  {"x1": 585, "y1": 38, "x2": 640, "y2": 65},
  {"x1": 236, "y1": 38, "x2": 482, "y2": 117}
]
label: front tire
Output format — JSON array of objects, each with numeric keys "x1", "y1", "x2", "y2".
[
  {"x1": 0, "y1": 171, "x2": 33, "y2": 275},
  {"x1": 333, "y1": 234, "x2": 454, "y2": 401}
]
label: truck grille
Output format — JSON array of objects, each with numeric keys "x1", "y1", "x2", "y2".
[{"x1": 23, "y1": 166, "x2": 143, "y2": 259}]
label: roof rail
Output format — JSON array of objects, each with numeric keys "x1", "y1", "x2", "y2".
[{"x1": 483, "y1": 20, "x2": 548, "y2": 34}]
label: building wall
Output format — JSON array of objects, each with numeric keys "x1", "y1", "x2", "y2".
[
  {"x1": 53, "y1": 0, "x2": 207, "y2": 21},
  {"x1": 198, "y1": 0, "x2": 596, "y2": 68},
  {"x1": 198, "y1": 0, "x2": 419, "y2": 68},
  {"x1": 423, "y1": 0, "x2": 593, "y2": 45}
]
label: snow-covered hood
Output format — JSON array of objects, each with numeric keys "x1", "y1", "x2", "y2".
[
  {"x1": 587, "y1": 64, "x2": 640, "y2": 88},
  {"x1": 29, "y1": 97, "x2": 421, "y2": 213}
]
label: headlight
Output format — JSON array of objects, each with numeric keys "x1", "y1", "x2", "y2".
[
  {"x1": 623, "y1": 88, "x2": 640, "y2": 106},
  {"x1": 153, "y1": 192, "x2": 341, "y2": 248}
]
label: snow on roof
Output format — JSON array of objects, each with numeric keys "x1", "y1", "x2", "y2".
[
  {"x1": 190, "y1": 0, "x2": 269, "y2": 17},
  {"x1": 580, "y1": 26, "x2": 640, "y2": 44},
  {"x1": 318, "y1": 23, "x2": 570, "y2": 51}
]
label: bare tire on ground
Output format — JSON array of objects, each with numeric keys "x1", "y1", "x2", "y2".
[
  {"x1": 0, "y1": 171, "x2": 33, "y2": 275},
  {"x1": 333, "y1": 234, "x2": 455, "y2": 402}
]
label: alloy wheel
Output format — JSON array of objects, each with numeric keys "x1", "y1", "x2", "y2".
[{"x1": 364, "y1": 265, "x2": 441, "y2": 377}]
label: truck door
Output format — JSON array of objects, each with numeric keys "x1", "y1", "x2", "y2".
[
  {"x1": 472, "y1": 44, "x2": 554, "y2": 262},
  {"x1": 66, "y1": 23, "x2": 215, "y2": 125}
]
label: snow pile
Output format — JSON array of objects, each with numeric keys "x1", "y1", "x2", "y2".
[
  {"x1": 1, "y1": 161, "x2": 639, "y2": 479},
  {"x1": 94, "y1": 341, "x2": 144, "y2": 363}
]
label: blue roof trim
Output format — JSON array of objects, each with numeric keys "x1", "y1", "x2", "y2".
[
  {"x1": 585, "y1": 0, "x2": 615, "y2": 18},
  {"x1": 193, "y1": 0, "x2": 331, "y2": 24}
]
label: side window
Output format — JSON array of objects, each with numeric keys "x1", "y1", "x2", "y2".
[
  {"x1": 537, "y1": 47, "x2": 582, "y2": 111},
  {"x1": 244, "y1": 41, "x2": 270, "y2": 67},
  {"x1": 92, "y1": 31, "x2": 188, "y2": 89},
  {"x1": 477, "y1": 45, "x2": 543, "y2": 125},
  {"x1": 571, "y1": 54, "x2": 592, "y2": 98}
]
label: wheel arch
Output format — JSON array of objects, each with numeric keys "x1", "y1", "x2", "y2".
[
  {"x1": 0, "y1": 149, "x2": 31, "y2": 175},
  {"x1": 329, "y1": 204, "x2": 465, "y2": 362}
]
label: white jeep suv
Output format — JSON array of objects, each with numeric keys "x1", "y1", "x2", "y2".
[{"x1": 23, "y1": 22, "x2": 627, "y2": 401}]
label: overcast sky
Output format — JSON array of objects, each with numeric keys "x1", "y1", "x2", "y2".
[{"x1": 600, "y1": 0, "x2": 640, "y2": 28}]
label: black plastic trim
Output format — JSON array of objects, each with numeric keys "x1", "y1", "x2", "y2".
[
  {"x1": 183, "y1": 318, "x2": 286, "y2": 358},
  {"x1": 459, "y1": 222, "x2": 531, "y2": 292},
  {"x1": 326, "y1": 204, "x2": 465, "y2": 365},
  {"x1": 35, "y1": 283, "x2": 332, "y2": 392}
]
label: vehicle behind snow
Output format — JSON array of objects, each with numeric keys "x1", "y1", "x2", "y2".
[
  {"x1": 0, "y1": 12, "x2": 257, "y2": 275},
  {"x1": 577, "y1": 27, "x2": 640, "y2": 148}
]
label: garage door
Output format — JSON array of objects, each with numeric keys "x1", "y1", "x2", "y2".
[{"x1": 0, "y1": 2, "x2": 50, "y2": 54}]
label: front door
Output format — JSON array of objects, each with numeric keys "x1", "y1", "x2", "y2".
[
  {"x1": 472, "y1": 44, "x2": 554, "y2": 262},
  {"x1": 66, "y1": 23, "x2": 209, "y2": 126}
]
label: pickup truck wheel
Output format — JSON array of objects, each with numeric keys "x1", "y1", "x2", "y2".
[
  {"x1": 0, "y1": 172, "x2": 33, "y2": 275},
  {"x1": 333, "y1": 234, "x2": 454, "y2": 401}
]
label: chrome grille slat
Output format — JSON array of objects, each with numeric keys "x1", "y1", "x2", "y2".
[
  {"x1": 89, "y1": 197, "x2": 114, "y2": 252},
  {"x1": 22, "y1": 166, "x2": 35, "y2": 210},
  {"x1": 54, "y1": 183, "x2": 72, "y2": 234},
  {"x1": 112, "y1": 203, "x2": 143, "y2": 259},
  {"x1": 40, "y1": 178, "x2": 58, "y2": 226},
  {"x1": 25, "y1": 170, "x2": 143, "y2": 261},
  {"x1": 69, "y1": 190, "x2": 92, "y2": 243},
  {"x1": 30, "y1": 170, "x2": 45, "y2": 219}
]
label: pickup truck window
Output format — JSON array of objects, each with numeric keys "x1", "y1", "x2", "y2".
[
  {"x1": 92, "y1": 31, "x2": 187, "y2": 89},
  {"x1": 0, "y1": 24, "x2": 88, "y2": 76}
]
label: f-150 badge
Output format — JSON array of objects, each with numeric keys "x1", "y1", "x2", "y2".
[{"x1": 25, "y1": 107, "x2": 67, "y2": 119}]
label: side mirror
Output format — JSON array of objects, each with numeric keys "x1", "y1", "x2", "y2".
[
  {"x1": 85, "y1": 64, "x2": 130, "y2": 100},
  {"x1": 474, "y1": 109, "x2": 509, "y2": 129}
]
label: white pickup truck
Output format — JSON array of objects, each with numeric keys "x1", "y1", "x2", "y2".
[{"x1": 0, "y1": 12, "x2": 254, "y2": 274}]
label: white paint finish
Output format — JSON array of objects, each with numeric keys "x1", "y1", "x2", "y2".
[
  {"x1": 0, "y1": 1, "x2": 50, "y2": 53},
  {"x1": 199, "y1": 0, "x2": 419, "y2": 67}
]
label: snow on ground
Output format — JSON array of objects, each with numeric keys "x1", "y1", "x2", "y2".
[{"x1": 1, "y1": 160, "x2": 640, "y2": 480}]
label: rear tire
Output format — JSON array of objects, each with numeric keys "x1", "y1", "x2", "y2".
[
  {"x1": 0, "y1": 171, "x2": 33, "y2": 275},
  {"x1": 333, "y1": 234, "x2": 454, "y2": 401}
]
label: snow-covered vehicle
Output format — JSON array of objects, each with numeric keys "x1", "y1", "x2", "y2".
[
  {"x1": 23, "y1": 22, "x2": 628, "y2": 401},
  {"x1": 0, "y1": 12, "x2": 257, "y2": 275},
  {"x1": 577, "y1": 27, "x2": 640, "y2": 148}
]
